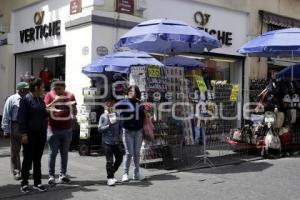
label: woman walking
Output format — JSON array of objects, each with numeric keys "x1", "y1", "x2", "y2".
[
  {"x1": 18, "y1": 78, "x2": 48, "y2": 193},
  {"x1": 117, "y1": 85, "x2": 145, "y2": 182}
]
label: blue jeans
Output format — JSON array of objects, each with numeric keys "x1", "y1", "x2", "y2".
[
  {"x1": 122, "y1": 128, "x2": 143, "y2": 176},
  {"x1": 47, "y1": 128, "x2": 72, "y2": 177},
  {"x1": 194, "y1": 127, "x2": 204, "y2": 145}
]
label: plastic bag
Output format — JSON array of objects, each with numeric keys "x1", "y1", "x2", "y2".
[{"x1": 143, "y1": 116, "x2": 154, "y2": 142}]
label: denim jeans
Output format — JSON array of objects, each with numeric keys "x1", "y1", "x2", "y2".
[
  {"x1": 194, "y1": 127, "x2": 204, "y2": 145},
  {"x1": 47, "y1": 128, "x2": 72, "y2": 177},
  {"x1": 122, "y1": 128, "x2": 143, "y2": 176}
]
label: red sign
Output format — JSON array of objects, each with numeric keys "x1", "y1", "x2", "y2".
[
  {"x1": 116, "y1": 0, "x2": 134, "y2": 15},
  {"x1": 70, "y1": 0, "x2": 82, "y2": 15}
]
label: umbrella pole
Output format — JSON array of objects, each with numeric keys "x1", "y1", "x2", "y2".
[{"x1": 292, "y1": 50, "x2": 294, "y2": 82}]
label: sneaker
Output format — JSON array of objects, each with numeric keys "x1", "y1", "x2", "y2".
[
  {"x1": 20, "y1": 185, "x2": 30, "y2": 193},
  {"x1": 112, "y1": 178, "x2": 118, "y2": 183},
  {"x1": 121, "y1": 174, "x2": 129, "y2": 182},
  {"x1": 133, "y1": 174, "x2": 145, "y2": 181},
  {"x1": 33, "y1": 184, "x2": 47, "y2": 192},
  {"x1": 14, "y1": 173, "x2": 22, "y2": 181},
  {"x1": 48, "y1": 176, "x2": 56, "y2": 186},
  {"x1": 13, "y1": 170, "x2": 22, "y2": 181},
  {"x1": 107, "y1": 179, "x2": 116, "y2": 186},
  {"x1": 58, "y1": 174, "x2": 71, "y2": 184}
]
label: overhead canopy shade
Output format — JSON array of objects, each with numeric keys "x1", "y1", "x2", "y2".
[{"x1": 259, "y1": 10, "x2": 300, "y2": 28}]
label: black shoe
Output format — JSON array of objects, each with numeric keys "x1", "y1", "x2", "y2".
[
  {"x1": 33, "y1": 184, "x2": 47, "y2": 192},
  {"x1": 20, "y1": 185, "x2": 30, "y2": 193}
]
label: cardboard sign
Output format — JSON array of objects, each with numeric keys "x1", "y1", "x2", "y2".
[
  {"x1": 148, "y1": 65, "x2": 161, "y2": 78},
  {"x1": 195, "y1": 76, "x2": 207, "y2": 92},
  {"x1": 230, "y1": 84, "x2": 240, "y2": 102}
]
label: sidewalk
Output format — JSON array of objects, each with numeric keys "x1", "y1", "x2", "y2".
[
  {"x1": 0, "y1": 138, "x2": 261, "y2": 200},
  {"x1": 0, "y1": 138, "x2": 174, "y2": 199}
]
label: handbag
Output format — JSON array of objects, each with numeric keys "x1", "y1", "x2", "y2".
[
  {"x1": 143, "y1": 115, "x2": 154, "y2": 142},
  {"x1": 274, "y1": 112, "x2": 285, "y2": 129},
  {"x1": 255, "y1": 89, "x2": 268, "y2": 113}
]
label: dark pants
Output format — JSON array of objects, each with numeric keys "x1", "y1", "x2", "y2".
[
  {"x1": 10, "y1": 123, "x2": 22, "y2": 174},
  {"x1": 21, "y1": 133, "x2": 46, "y2": 186},
  {"x1": 103, "y1": 144, "x2": 123, "y2": 179}
]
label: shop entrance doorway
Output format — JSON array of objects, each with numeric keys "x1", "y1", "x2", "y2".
[{"x1": 15, "y1": 46, "x2": 65, "y2": 91}]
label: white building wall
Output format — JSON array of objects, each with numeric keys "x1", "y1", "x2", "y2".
[
  {"x1": 65, "y1": 26, "x2": 93, "y2": 106},
  {"x1": 0, "y1": 45, "x2": 14, "y2": 114},
  {"x1": 144, "y1": 0, "x2": 249, "y2": 56}
]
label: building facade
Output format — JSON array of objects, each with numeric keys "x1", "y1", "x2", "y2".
[{"x1": 1, "y1": 0, "x2": 300, "y2": 116}]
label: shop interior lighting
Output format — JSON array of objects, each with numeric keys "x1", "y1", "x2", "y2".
[
  {"x1": 44, "y1": 54, "x2": 64, "y2": 58},
  {"x1": 209, "y1": 58, "x2": 236, "y2": 63}
]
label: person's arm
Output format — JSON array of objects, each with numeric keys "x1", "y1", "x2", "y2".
[
  {"x1": 17, "y1": 98, "x2": 29, "y2": 144},
  {"x1": 1, "y1": 97, "x2": 11, "y2": 135},
  {"x1": 98, "y1": 114, "x2": 110, "y2": 132},
  {"x1": 70, "y1": 94, "x2": 77, "y2": 116}
]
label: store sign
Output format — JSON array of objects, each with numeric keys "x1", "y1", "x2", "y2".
[
  {"x1": 230, "y1": 84, "x2": 239, "y2": 102},
  {"x1": 148, "y1": 65, "x2": 161, "y2": 77},
  {"x1": 70, "y1": 0, "x2": 82, "y2": 15},
  {"x1": 116, "y1": 0, "x2": 134, "y2": 14},
  {"x1": 19, "y1": 11, "x2": 61, "y2": 43},
  {"x1": 194, "y1": 11, "x2": 233, "y2": 46}
]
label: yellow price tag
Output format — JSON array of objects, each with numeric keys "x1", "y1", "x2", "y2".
[
  {"x1": 195, "y1": 76, "x2": 207, "y2": 92},
  {"x1": 148, "y1": 65, "x2": 161, "y2": 77},
  {"x1": 230, "y1": 84, "x2": 240, "y2": 102}
]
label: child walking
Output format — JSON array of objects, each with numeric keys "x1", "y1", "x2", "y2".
[{"x1": 98, "y1": 99, "x2": 123, "y2": 186}]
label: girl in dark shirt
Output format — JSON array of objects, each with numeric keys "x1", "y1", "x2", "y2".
[
  {"x1": 18, "y1": 78, "x2": 48, "y2": 193},
  {"x1": 116, "y1": 85, "x2": 145, "y2": 182}
]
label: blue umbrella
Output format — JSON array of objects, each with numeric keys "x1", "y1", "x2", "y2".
[
  {"x1": 82, "y1": 50, "x2": 164, "y2": 76},
  {"x1": 115, "y1": 18, "x2": 221, "y2": 53},
  {"x1": 276, "y1": 64, "x2": 300, "y2": 80},
  {"x1": 163, "y1": 55, "x2": 206, "y2": 68},
  {"x1": 238, "y1": 28, "x2": 300, "y2": 57}
]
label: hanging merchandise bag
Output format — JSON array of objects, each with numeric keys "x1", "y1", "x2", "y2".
[
  {"x1": 274, "y1": 112, "x2": 285, "y2": 129},
  {"x1": 288, "y1": 109, "x2": 297, "y2": 124},
  {"x1": 143, "y1": 114, "x2": 155, "y2": 142},
  {"x1": 279, "y1": 127, "x2": 291, "y2": 146},
  {"x1": 265, "y1": 129, "x2": 281, "y2": 150},
  {"x1": 292, "y1": 94, "x2": 300, "y2": 108},
  {"x1": 255, "y1": 88, "x2": 268, "y2": 113}
]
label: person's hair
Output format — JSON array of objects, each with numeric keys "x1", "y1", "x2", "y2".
[
  {"x1": 29, "y1": 78, "x2": 43, "y2": 92},
  {"x1": 126, "y1": 85, "x2": 141, "y2": 100}
]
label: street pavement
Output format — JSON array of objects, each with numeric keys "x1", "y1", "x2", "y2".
[{"x1": 0, "y1": 137, "x2": 300, "y2": 200}]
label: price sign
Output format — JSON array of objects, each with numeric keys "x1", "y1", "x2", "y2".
[
  {"x1": 195, "y1": 76, "x2": 207, "y2": 92},
  {"x1": 230, "y1": 84, "x2": 240, "y2": 102},
  {"x1": 148, "y1": 65, "x2": 161, "y2": 77}
]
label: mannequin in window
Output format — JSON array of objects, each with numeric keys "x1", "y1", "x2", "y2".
[{"x1": 39, "y1": 67, "x2": 53, "y2": 91}]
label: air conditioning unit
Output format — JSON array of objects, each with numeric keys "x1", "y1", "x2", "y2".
[{"x1": 136, "y1": 0, "x2": 147, "y2": 11}]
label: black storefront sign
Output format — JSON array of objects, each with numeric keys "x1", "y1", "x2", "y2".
[
  {"x1": 198, "y1": 27, "x2": 233, "y2": 46},
  {"x1": 19, "y1": 20, "x2": 61, "y2": 43},
  {"x1": 194, "y1": 11, "x2": 233, "y2": 46}
]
